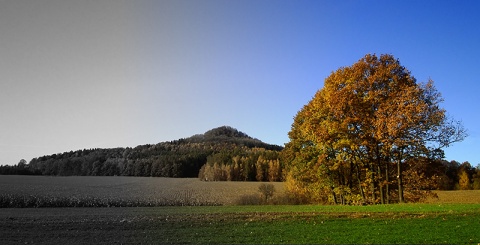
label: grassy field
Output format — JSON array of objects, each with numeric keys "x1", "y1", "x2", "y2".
[{"x1": 1, "y1": 176, "x2": 480, "y2": 244}]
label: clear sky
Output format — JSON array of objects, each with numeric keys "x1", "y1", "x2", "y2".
[{"x1": 1, "y1": 0, "x2": 479, "y2": 166}]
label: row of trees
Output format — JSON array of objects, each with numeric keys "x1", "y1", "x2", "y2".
[
  {"x1": 198, "y1": 148, "x2": 283, "y2": 181},
  {"x1": 283, "y1": 54, "x2": 468, "y2": 205},
  {"x1": 0, "y1": 147, "x2": 210, "y2": 177},
  {"x1": 0, "y1": 159, "x2": 32, "y2": 175},
  {"x1": 2, "y1": 156, "x2": 476, "y2": 190},
  {"x1": 454, "y1": 161, "x2": 480, "y2": 190}
]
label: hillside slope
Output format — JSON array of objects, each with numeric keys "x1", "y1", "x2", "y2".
[{"x1": 23, "y1": 126, "x2": 283, "y2": 178}]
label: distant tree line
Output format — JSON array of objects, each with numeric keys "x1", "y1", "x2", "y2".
[
  {"x1": 1, "y1": 155, "x2": 477, "y2": 190},
  {"x1": 1, "y1": 125, "x2": 478, "y2": 194},
  {"x1": 396, "y1": 159, "x2": 480, "y2": 191},
  {"x1": 446, "y1": 161, "x2": 480, "y2": 190},
  {"x1": 0, "y1": 126, "x2": 283, "y2": 178},
  {"x1": 198, "y1": 147, "x2": 282, "y2": 181},
  {"x1": 0, "y1": 159, "x2": 33, "y2": 175}
]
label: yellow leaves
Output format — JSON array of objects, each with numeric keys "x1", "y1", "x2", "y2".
[
  {"x1": 316, "y1": 54, "x2": 425, "y2": 147},
  {"x1": 458, "y1": 170, "x2": 472, "y2": 190}
]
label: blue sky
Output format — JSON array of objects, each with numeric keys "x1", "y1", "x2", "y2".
[{"x1": 0, "y1": 0, "x2": 479, "y2": 166}]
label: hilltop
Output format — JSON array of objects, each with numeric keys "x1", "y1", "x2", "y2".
[
  {"x1": 185, "y1": 126, "x2": 282, "y2": 150},
  {"x1": 19, "y1": 126, "x2": 283, "y2": 178}
]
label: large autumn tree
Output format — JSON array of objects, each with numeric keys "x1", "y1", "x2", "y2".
[{"x1": 284, "y1": 54, "x2": 466, "y2": 204}]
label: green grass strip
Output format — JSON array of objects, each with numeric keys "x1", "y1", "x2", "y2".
[
  {"x1": 132, "y1": 204, "x2": 480, "y2": 244},
  {"x1": 116, "y1": 204, "x2": 480, "y2": 244},
  {"x1": 146, "y1": 203, "x2": 480, "y2": 215}
]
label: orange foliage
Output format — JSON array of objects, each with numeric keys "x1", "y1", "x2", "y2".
[{"x1": 284, "y1": 54, "x2": 466, "y2": 204}]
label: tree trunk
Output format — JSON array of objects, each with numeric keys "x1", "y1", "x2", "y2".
[
  {"x1": 378, "y1": 164, "x2": 384, "y2": 204},
  {"x1": 356, "y1": 165, "x2": 366, "y2": 203},
  {"x1": 370, "y1": 166, "x2": 376, "y2": 204},
  {"x1": 397, "y1": 159, "x2": 404, "y2": 203},
  {"x1": 331, "y1": 187, "x2": 338, "y2": 205},
  {"x1": 385, "y1": 162, "x2": 389, "y2": 204},
  {"x1": 376, "y1": 145, "x2": 385, "y2": 204}
]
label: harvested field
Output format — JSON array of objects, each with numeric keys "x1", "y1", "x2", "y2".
[
  {"x1": 2, "y1": 175, "x2": 480, "y2": 207},
  {"x1": 0, "y1": 175, "x2": 285, "y2": 206},
  {"x1": 423, "y1": 190, "x2": 480, "y2": 204}
]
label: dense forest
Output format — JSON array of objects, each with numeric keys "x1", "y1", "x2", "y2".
[
  {"x1": 198, "y1": 147, "x2": 282, "y2": 182},
  {"x1": 0, "y1": 126, "x2": 283, "y2": 179}
]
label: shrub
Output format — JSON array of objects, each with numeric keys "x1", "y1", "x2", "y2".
[{"x1": 258, "y1": 183, "x2": 275, "y2": 201}]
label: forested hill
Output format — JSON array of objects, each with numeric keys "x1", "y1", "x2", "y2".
[
  {"x1": 6, "y1": 126, "x2": 283, "y2": 178},
  {"x1": 185, "y1": 126, "x2": 281, "y2": 149}
]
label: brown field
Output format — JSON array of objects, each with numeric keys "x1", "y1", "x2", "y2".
[
  {"x1": 0, "y1": 175, "x2": 285, "y2": 206},
  {"x1": 424, "y1": 190, "x2": 480, "y2": 204},
  {"x1": 1, "y1": 175, "x2": 479, "y2": 206}
]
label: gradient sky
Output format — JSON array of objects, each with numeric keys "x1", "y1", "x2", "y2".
[{"x1": 1, "y1": 0, "x2": 479, "y2": 166}]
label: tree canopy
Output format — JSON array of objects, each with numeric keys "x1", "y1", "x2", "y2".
[{"x1": 284, "y1": 54, "x2": 467, "y2": 204}]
